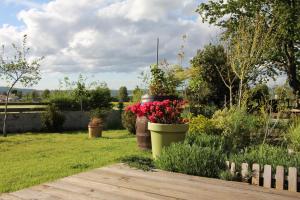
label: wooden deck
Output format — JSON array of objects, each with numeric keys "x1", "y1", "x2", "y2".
[{"x1": 1, "y1": 164, "x2": 300, "y2": 200}]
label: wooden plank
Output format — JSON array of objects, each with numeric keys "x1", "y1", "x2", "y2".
[
  {"x1": 275, "y1": 166, "x2": 284, "y2": 190},
  {"x1": 241, "y1": 163, "x2": 249, "y2": 182},
  {"x1": 230, "y1": 162, "x2": 236, "y2": 176},
  {"x1": 263, "y1": 165, "x2": 272, "y2": 188},
  {"x1": 61, "y1": 176, "x2": 174, "y2": 200},
  {"x1": 288, "y1": 167, "x2": 297, "y2": 192},
  {"x1": 95, "y1": 165, "x2": 300, "y2": 200},
  {"x1": 9, "y1": 187, "x2": 60, "y2": 200},
  {"x1": 0, "y1": 194, "x2": 24, "y2": 200},
  {"x1": 252, "y1": 163, "x2": 260, "y2": 186}
]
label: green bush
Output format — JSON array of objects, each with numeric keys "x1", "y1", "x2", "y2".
[
  {"x1": 41, "y1": 104, "x2": 66, "y2": 132},
  {"x1": 212, "y1": 107, "x2": 262, "y2": 151},
  {"x1": 287, "y1": 118, "x2": 300, "y2": 152},
  {"x1": 230, "y1": 144, "x2": 300, "y2": 172},
  {"x1": 122, "y1": 110, "x2": 136, "y2": 134},
  {"x1": 185, "y1": 133, "x2": 227, "y2": 153},
  {"x1": 87, "y1": 86, "x2": 112, "y2": 110},
  {"x1": 188, "y1": 115, "x2": 216, "y2": 135},
  {"x1": 155, "y1": 143, "x2": 226, "y2": 178},
  {"x1": 49, "y1": 95, "x2": 80, "y2": 111}
]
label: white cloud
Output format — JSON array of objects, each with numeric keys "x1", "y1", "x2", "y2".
[{"x1": 0, "y1": 0, "x2": 219, "y2": 74}]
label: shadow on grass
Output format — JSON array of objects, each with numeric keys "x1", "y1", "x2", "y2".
[{"x1": 120, "y1": 155, "x2": 155, "y2": 171}]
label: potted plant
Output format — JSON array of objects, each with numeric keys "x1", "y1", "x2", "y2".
[
  {"x1": 133, "y1": 63, "x2": 183, "y2": 150},
  {"x1": 88, "y1": 108, "x2": 107, "y2": 138},
  {"x1": 128, "y1": 99, "x2": 188, "y2": 158},
  {"x1": 88, "y1": 118, "x2": 103, "y2": 138}
]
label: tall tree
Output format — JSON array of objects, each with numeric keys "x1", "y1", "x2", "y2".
[
  {"x1": 197, "y1": 0, "x2": 300, "y2": 93},
  {"x1": 42, "y1": 89, "x2": 50, "y2": 99},
  {"x1": 0, "y1": 35, "x2": 43, "y2": 136},
  {"x1": 228, "y1": 15, "x2": 275, "y2": 106},
  {"x1": 118, "y1": 86, "x2": 129, "y2": 102},
  {"x1": 189, "y1": 44, "x2": 238, "y2": 107},
  {"x1": 132, "y1": 86, "x2": 143, "y2": 103}
]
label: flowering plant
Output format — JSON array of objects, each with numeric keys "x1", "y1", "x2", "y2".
[{"x1": 126, "y1": 99, "x2": 187, "y2": 124}]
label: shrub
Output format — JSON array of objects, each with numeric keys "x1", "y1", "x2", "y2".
[
  {"x1": 212, "y1": 107, "x2": 262, "y2": 151},
  {"x1": 49, "y1": 95, "x2": 80, "y2": 111},
  {"x1": 87, "y1": 86, "x2": 112, "y2": 110},
  {"x1": 230, "y1": 144, "x2": 300, "y2": 172},
  {"x1": 185, "y1": 133, "x2": 227, "y2": 153},
  {"x1": 155, "y1": 143, "x2": 226, "y2": 178},
  {"x1": 41, "y1": 104, "x2": 65, "y2": 132},
  {"x1": 122, "y1": 110, "x2": 136, "y2": 134},
  {"x1": 188, "y1": 115, "x2": 216, "y2": 135},
  {"x1": 287, "y1": 118, "x2": 300, "y2": 152}
]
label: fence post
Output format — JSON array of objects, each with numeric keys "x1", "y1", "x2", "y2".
[
  {"x1": 252, "y1": 163, "x2": 260, "y2": 186},
  {"x1": 288, "y1": 167, "x2": 297, "y2": 192},
  {"x1": 275, "y1": 166, "x2": 284, "y2": 190},
  {"x1": 241, "y1": 163, "x2": 249, "y2": 182},
  {"x1": 226, "y1": 161, "x2": 230, "y2": 170},
  {"x1": 263, "y1": 165, "x2": 272, "y2": 188},
  {"x1": 230, "y1": 162, "x2": 236, "y2": 176}
]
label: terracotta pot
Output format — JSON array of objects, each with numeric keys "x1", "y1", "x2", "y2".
[{"x1": 88, "y1": 125, "x2": 102, "y2": 138}]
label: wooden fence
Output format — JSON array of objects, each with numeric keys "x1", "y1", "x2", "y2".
[{"x1": 226, "y1": 161, "x2": 299, "y2": 192}]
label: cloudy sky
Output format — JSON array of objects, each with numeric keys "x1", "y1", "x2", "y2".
[{"x1": 0, "y1": 0, "x2": 221, "y2": 90}]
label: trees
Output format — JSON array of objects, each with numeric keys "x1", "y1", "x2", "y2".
[
  {"x1": 42, "y1": 89, "x2": 50, "y2": 99},
  {"x1": 197, "y1": 0, "x2": 300, "y2": 94},
  {"x1": 118, "y1": 86, "x2": 129, "y2": 102},
  {"x1": 0, "y1": 35, "x2": 43, "y2": 136},
  {"x1": 132, "y1": 86, "x2": 143, "y2": 103},
  {"x1": 228, "y1": 15, "x2": 275, "y2": 106},
  {"x1": 189, "y1": 44, "x2": 238, "y2": 108}
]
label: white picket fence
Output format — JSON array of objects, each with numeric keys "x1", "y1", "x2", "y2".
[{"x1": 226, "y1": 161, "x2": 299, "y2": 192}]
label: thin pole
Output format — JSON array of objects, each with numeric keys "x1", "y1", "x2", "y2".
[{"x1": 156, "y1": 37, "x2": 159, "y2": 66}]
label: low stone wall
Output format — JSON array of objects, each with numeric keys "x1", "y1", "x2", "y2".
[{"x1": 0, "y1": 110, "x2": 122, "y2": 133}]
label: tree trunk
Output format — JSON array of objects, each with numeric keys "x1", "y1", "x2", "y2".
[
  {"x1": 3, "y1": 88, "x2": 12, "y2": 137},
  {"x1": 285, "y1": 40, "x2": 300, "y2": 94},
  {"x1": 229, "y1": 86, "x2": 233, "y2": 108},
  {"x1": 238, "y1": 78, "x2": 243, "y2": 108}
]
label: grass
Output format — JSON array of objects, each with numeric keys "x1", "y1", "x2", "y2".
[{"x1": 0, "y1": 130, "x2": 151, "y2": 193}]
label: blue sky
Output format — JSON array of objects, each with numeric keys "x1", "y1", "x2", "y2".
[{"x1": 0, "y1": 0, "x2": 255, "y2": 91}]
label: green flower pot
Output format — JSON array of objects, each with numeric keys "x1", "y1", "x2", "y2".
[{"x1": 148, "y1": 122, "x2": 189, "y2": 159}]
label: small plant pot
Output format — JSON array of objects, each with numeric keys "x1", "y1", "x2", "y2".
[
  {"x1": 88, "y1": 125, "x2": 102, "y2": 138},
  {"x1": 148, "y1": 122, "x2": 188, "y2": 159}
]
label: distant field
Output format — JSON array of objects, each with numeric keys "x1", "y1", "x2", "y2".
[{"x1": 0, "y1": 105, "x2": 47, "y2": 109}]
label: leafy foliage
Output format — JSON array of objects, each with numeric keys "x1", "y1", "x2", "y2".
[
  {"x1": 118, "y1": 86, "x2": 129, "y2": 102},
  {"x1": 132, "y1": 86, "x2": 143, "y2": 103},
  {"x1": 230, "y1": 144, "x2": 300, "y2": 172},
  {"x1": 197, "y1": 0, "x2": 300, "y2": 93},
  {"x1": 212, "y1": 107, "x2": 263, "y2": 151},
  {"x1": 155, "y1": 143, "x2": 226, "y2": 178},
  {"x1": 0, "y1": 35, "x2": 43, "y2": 136},
  {"x1": 122, "y1": 110, "x2": 136, "y2": 134},
  {"x1": 287, "y1": 118, "x2": 300, "y2": 152},
  {"x1": 188, "y1": 115, "x2": 215, "y2": 135},
  {"x1": 41, "y1": 104, "x2": 65, "y2": 132}
]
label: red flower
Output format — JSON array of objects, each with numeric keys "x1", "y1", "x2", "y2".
[{"x1": 125, "y1": 99, "x2": 186, "y2": 124}]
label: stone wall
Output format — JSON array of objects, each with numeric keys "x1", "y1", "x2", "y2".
[{"x1": 0, "y1": 110, "x2": 122, "y2": 133}]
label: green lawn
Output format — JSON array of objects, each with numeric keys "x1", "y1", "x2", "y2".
[{"x1": 0, "y1": 130, "x2": 150, "y2": 193}]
